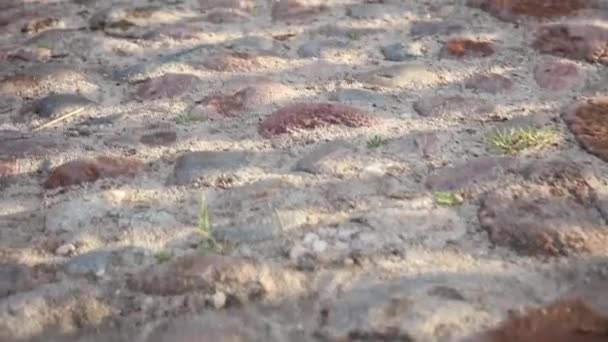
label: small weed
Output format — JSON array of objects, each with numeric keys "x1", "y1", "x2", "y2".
[
  {"x1": 347, "y1": 31, "x2": 361, "y2": 40},
  {"x1": 367, "y1": 135, "x2": 387, "y2": 149},
  {"x1": 433, "y1": 191, "x2": 464, "y2": 206},
  {"x1": 154, "y1": 251, "x2": 173, "y2": 264},
  {"x1": 485, "y1": 127, "x2": 558, "y2": 155},
  {"x1": 175, "y1": 113, "x2": 202, "y2": 125},
  {"x1": 197, "y1": 193, "x2": 220, "y2": 252}
]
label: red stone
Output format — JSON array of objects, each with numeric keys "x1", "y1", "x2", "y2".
[
  {"x1": 562, "y1": 98, "x2": 608, "y2": 162},
  {"x1": 534, "y1": 60, "x2": 583, "y2": 91},
  {"x1": 468, "y1": 0, "x2": 596, "y2": 21},
  {"x1": 0, "y1": 160, "x2": 16, "y2": 179},
  {"x1": 44, "y1": 156, "x2": 147, "y2": 189},
  {"x1": 258, "y1": 102, "x2": 376, "y2": 138},
  {"x1": 441, "y1": 38, "x2": 495, "y2": 58},
  {"x1": 464, "y1": 286, "x2": 608, "y2": 342},
  {"x1": 533, "y1": 24, "x2": 608, "y2": 64}
]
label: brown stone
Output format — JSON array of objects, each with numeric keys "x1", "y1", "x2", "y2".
[
  {"x1": 441, "y1": 38, "x2": 495, "y2": 58},
  {"x1": 465, "y1": 73, "x2": 513, "y2": 94},
  {"x1": 198, "y1": 78, "x2": 296, "y2": 117},
  {"x1": 201, "y1": 51, "x2": 285, "y2": 72},
  {"x1": 258, "y1": 102, "x2": 376, "y2": 138},
  {"x1": 478, "y1": 160, "x2": 607, "y2": 256},
  {"x1": 468, "y1": 0, "x2": 596, "y2": 22},
  {"x1": 135, "y1": 73, "x2": 199, "y2": 100},
  {"x1": 43, "y1": 156, "x2": 147, "y2": 189},
  {"x1": 465, "y1": 285, "x2": 608, "y2": 342},
  {"x1": 0, "y1": 160, "x2": 16, "y2": 179},
  {"x1": 533, "y1": 24, "x2": 608, "y2": 64},
  {"x1": 534, "y1": 60, "x2": 583, "y2": 91},
  {"x1": 562, "y1": 98, "x2": 608, "y2": 162}
]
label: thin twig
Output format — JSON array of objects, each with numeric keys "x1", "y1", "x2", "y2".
[{"x1": 32, "y1": 107, "x2": 85, "y2": 132}]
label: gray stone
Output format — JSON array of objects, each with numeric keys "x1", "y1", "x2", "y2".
[
  {"x1": 64, "y1": 251, "x2": 113, "y2": 277},
  {"x1": 346, "y1": 3, "x2": 401, "y2": 19},
  {"x1": 425, "y1": 157, "x2": 516, "y2": 191},
  {"x1": 28, "y1": 93, "x2": 95, "y2": 118},
  {"x1": 410, "y1": 20, "x2": 464, "y2": 37},
  {"x1": 297, "y1": 39, "x2": 347, "y2": 58},
  {"x1": 413, "y1": 132, "x2": 441, "y2": 157},
  {"x1": 169, "y1": 151, "x2": 249, "y2": 185},
  {"x1": 381, "y1": 43, "x2": 417, "y2": 62},
  {"x1": 0, "y1": 264, "x2": 35, "y2": 297},
  {"x1": 0, "y1": 131, "x2": 65, "y2": 158},
  {"x1": 328, "y1": 88, "x2": 391, "y2": 108},
  {"x1": 315, "y1": 25, "x2": 382, "y2": 38},
  {"x1": 413, "y1": 95, "x2": 495, "y2": 118},
  {"x1": 294, "y1": 142, "x2": 353, "y2": 175},
  {"x1": 356, "y1": 63, "x2": 440, "y2": 88}
]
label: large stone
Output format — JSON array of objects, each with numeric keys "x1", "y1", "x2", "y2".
[
  {"x1": 26, "y1": 93, "x2": 95, "y2": 118},
  {"x1": 169, "y1": 151, "x2": 249, "y2": 185},
  {"x1": 0, "y1": 65, "x2": 94, "y2": 97},
  {"x1": 297, "y1": 39, "x2": 347, "y2": 58},
  {"x1": 64, "y1": 251, "x2": 113, "y2": 277},
  {"x1": 135, "y1": 73, "x2": 199, "y2": 100},
  {"x1": 0, "y1": 131, "x2": 65, "y2": 158},
  {"x1": 381, "y1": 43, "x2": 418, "y2": 62},
  {"x1": 196, "y1": 78, "x2": 296, "y2": 118},
  {"x1": 44, "y1": 156, "x2": 148, "y2": 189},
  {"x1": 294, "y1": 141, "x2": 353, "y2": 175},
  {"x1": 410, "y1": 20, "x2": 464, "y2": 37},
  {"x1": 426, "y1": 157, "x2": 515, "y2": 191},
  {"x1": 413, "y1": 95, "x2": 495, "y2": 118},
  {"x1": 201, "y1": 51, "x2": 286, "y2": 72},
  {"x1": 464, "y1": 281, "x2": 608, "y2": 342},
  {"x1": 0, "y1": 284, "x2": 112, "y2": 341},
  {"x1": 127, "y1": 253, "x2": 306, "y2": 302},
  {"x1": 271, "y1": 0, "x2": 326, "y2": 23},
  {"x1": 0, "y1": 263, "x2": 54, "y2": 298},
  {"x1": 533, "y1": 24, "x2": 608, "y2": 64},
  {"x1": 468, "y1": 0, "x2": 597, "y2": 22},
  {"x1": 258, "y1": 102, "x2": 376, "y2": 138},
  {"x1": 562, "y1": 98, "x2": 608, "y2": 162},
  {"x1": 478, "y1": 165, "x2": 608, "y2": 256},
  {"x1": 534, "y1": 59, "x2": 583, "y2": 91},
  {"x1": 356, "y1": 64, "x2": 441, "y2": 88},
  {"x1": 465, "y1": 73, "x2": 513, "y2": 94}
]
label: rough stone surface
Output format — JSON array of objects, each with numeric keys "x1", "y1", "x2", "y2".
[
  {"x1": 0, "y1": 263, "x2": 54, "y2": 298},
  {"x1": 410, "y1": 20, "x2": 464, "y2": 37},
  {"x1": 44, "y1": 156, "x2": 148, "y2": 189},
  {"x1": 441, "y1": 38, "x2": 495, "y2": 58},
  {"x1": 479, "y1": 160, "x2": 608, "y2": 256},
  {"x1": 533, "y1": 24, "x2": 608, "y2": 64},
  {"x1": 271, "y1": 0, "x2": 326, "y2": 23},
  {"x1": 294, "y1": 141, "x2": 353, "y2": 175},
  {"x1": 562, "y1": 98, "x2": 608, "y2": 162},
  {"x1": 426, "y1": 157, "x2": 515, "y2": 191},
  {"x1": 381, "y1": 43, "x2": 417, "y2": 62},
  {"x1": 64, "y1": 251, "x2": 113, "y2": 277},
  {"x1": 196, "y1": 78, "x2": 296, "y2": 117},
  {"x1": 465, "y1": 73, "x2": 513, "y2": 94},
  {"x1": 258, "y1": 103, "x2": 376, "y2": 137},
  {"x1": 139, "y1": 131, "x2": 177, "y2": 146},
  {"x1": 534, "y1": 60, "x2": 583, "y2": 91},
  {"x1": 201, "y1": 51, "x2": 285, "y2": 72},
  {"x1": 169, "y1": 151, "x2": 249, "y2": 185},
  {"x1": 356, "y1": 64, "x2": 441, "y2": 88},
  {"x1": 297, "y1": 39, "x2": 347, "y2": 58},
  {"x1": 27, "y1": 93, "x2": 95, "y2": 118},
  {"x1": 413, "y1": 95, "x2": 495, "y2": 118},
  {"x1": 135, "y1": 73, "x2": 199, "y2": 100}
]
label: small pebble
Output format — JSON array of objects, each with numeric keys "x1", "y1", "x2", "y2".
[
  {"x1": 312, "y1": 240, "x2": 328, "y2": 253},
  {"x1": 55, "y1": 243, "x2": 76, "y2": 256},
  {"x1": 213, "y1": 291, "x2": 227, "y2": 309}
]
